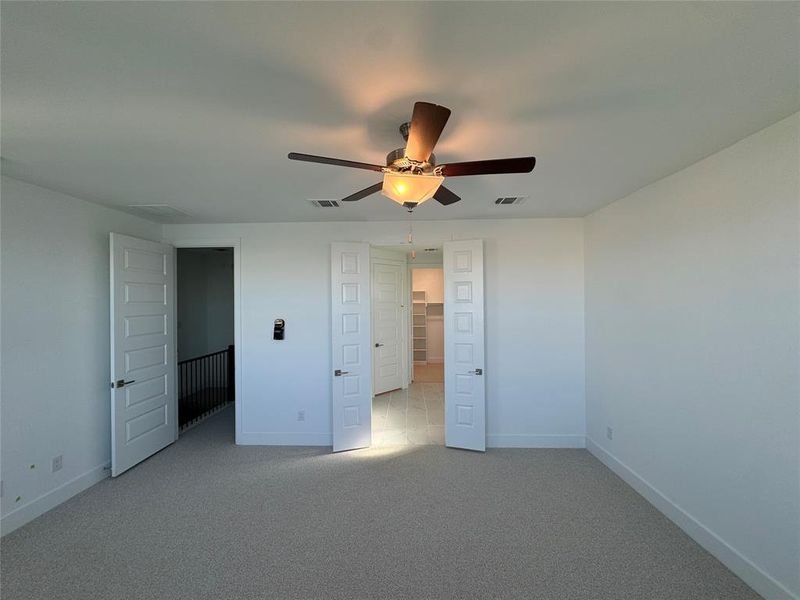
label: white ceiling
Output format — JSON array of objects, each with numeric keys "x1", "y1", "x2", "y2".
[{"x1": 2, "y1": 2, "x2": 798, "y2": 223}]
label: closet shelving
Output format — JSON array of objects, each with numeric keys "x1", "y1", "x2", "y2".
[{"x1": 412, "y1": 290, "x2": 427, "y2": 364}]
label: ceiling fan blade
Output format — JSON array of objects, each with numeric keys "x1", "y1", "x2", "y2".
[
  {"x1": 288, "y1": 152, "x2": 384, "y2": 172},
  {"x1": 433, "y1": 185, "x2": 460, "y2": 206},
  {"x1": 341, "y1": 182, "x2": 383, "y2": 202},
  {"x1": 441, "y1": 157, "x2": 536, "y2": 177},
  {"x1": 404, "y1": 102, "x2": 451, "y2": 163}
]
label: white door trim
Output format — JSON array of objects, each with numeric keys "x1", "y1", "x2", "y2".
[{"x1": 170, "y1": 238, "x2": 243, "y2": 444}]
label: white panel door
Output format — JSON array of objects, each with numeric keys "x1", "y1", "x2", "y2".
[
  {"x1": 110, "y1": 233, "x2": 177, "y2": 476},
  {"x1": 443, "y1": 239, "x2": 486, "y2": 452},
  {"x1": 331, "y1": 243, "x2": 372, "y2": 452},
  {"x1": 372, "y1": 260, "x2": 404, "y2": 395}
]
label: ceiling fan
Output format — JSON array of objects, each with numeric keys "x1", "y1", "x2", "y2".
[{"x1": 288, "y1": 101, "x2": 536, "y2": 212}]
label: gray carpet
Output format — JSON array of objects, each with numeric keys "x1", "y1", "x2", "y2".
[{"x1": 1, "y1": 407, "x2": 760, "y2": 600}]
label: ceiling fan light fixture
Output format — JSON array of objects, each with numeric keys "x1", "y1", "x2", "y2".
[{"x1": 381, "y1": 172, "x2": 444, "y2": 206}]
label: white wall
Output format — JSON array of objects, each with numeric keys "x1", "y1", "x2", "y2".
[
  {"x1": 585, "y1": 113, "x2": 800, "y2": 600},
  {"x1": 177, "y1": 248, "x2": 234, "y2": 360},
  {"x1": 164, "y1": 219, "x2": 586, "y2": 448},
  {"x1": 0, "y1": 176, "x2": 162, "y2": 534},
  {"x1": 412, "y1": 268, "x2": 444, "y2": 303}
]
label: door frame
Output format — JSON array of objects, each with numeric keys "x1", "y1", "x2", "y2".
[
  {"x1": 369, "y1": 241, "x2": 445, "y2": 389},
  {"x1": 370, "y1": 247, "x2": 409, "y2": 395},
  {"x1": 171, "y1": 238, "x2": 243, "y2": 444}
]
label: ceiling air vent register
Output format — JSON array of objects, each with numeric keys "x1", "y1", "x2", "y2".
[
  {"x1": 494, "y1": 196, "x2": 528, "y2": 206},
  {"x1": 309, "y1": 200, "x2": 340, "y2": 208},
  {"x1": 127, "y1": 204, "x2": 192, "y2": 219}
]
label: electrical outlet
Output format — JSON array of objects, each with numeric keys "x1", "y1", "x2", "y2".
[
  {"x1": 297, "y1": 410, "x2": 305, "y2": 422},
  {"x1": 52, "y1": 455, "x2": 63, "y2": 473},
  {"x1": 606, "y1": 426, "x2": 613, "y2": 441}
]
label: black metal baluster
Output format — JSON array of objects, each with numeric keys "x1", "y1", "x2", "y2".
[
  {"x1": 189, "y1": 359, "x2": 193, "y2": 424},
  {"x1": 200, "y1": 357, "x2": 204, "y2": 418},
  {"x1": 227, "y1": 345, "x2": 234, "y2": 404},
  {"x1": 194, "y1": 359, "x2": 198, "y2": 423},
  {"x1": 180, "y1": 363, "x2": 184, "y2": 429}
]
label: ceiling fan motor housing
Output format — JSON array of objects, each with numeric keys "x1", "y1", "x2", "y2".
[{"x1": 385, "y1": 147, "x2": 437, "y2": 175}]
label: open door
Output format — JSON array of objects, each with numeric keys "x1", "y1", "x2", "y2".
[
  {"x1": 444, "y1": 239, "x2": 486, "y2": 451},
  {"x1": 331, "y1": 242, "x2": 372, "y2": 452},
  {"x1": 371, "y1": 254, "x2": 405, "y2": 395},
  {"x1": 110, "y1": 233, "x2": 177, "y2": 476}
]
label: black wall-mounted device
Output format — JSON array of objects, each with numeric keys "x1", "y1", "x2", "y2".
[{"x1": 273, "y1": 319, "x2": 285, "y2": 340}]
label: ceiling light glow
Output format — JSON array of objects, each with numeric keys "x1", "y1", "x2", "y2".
[{"x1": 381, "y1": 172, "x2": 444, "y2": 207}]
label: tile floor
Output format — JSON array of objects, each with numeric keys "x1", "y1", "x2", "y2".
[{"x1": 372, "y1": 381, "x2": 444, "y2": 446}]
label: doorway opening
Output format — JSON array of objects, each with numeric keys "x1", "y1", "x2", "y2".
[
  {"x1": 331, "y1": 239, "x2": 484, "y2": 453},
  {"x1": 371, "y1": 246, "x2": 444, "y2": 447},
  {"x1": 176, "y1": 247, "x2": 235, "y2": 432}
]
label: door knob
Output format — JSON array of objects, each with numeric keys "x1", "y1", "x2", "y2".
[
  {"x1": 111, "y1": 379, "x2": 136, "y2": 388},
  {"x1": 374, "y1": 343, "x2": 384, "y2": 348},
  {"x1": 468, "y1": 369, "x2": 483, "y2": 376},
  {"x1": 334, "y1": 369, "x2": 349, "y2": 377}
]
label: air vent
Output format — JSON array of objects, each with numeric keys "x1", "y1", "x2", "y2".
[
  {"x1": 127, "y1": 204, "x2": 192, "y2": 219},
  {"x1": 309, "y1": 200, "x2": 340, "y2": 208},
  {"x1": 494, "y1": 196, "x2": 528, "y2": 206}
]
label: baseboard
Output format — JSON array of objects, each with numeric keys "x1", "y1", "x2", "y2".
[
  {"x1": 1, "y1": 462, "x2": 110, "y2": 537},
  {"x1": 586, "y1": 438, "x2": 798, "y2": 600},
  {"x1": 237, "y1": 431, "x2": 333, "y2": 446},
  {"x1": 487, "y1": 434, "x2": 586, "y2": 448}
]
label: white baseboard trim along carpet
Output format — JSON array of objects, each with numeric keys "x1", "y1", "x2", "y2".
[
  {"x1": 237, "y1": 432, "x2": 587, "y2": 448},
  {"x1": 236, "y1": 431, "x2": 334, "y2": 446},
  {"x1": 586, "y1": 438, "x2": 798, "y2": 600},
  {"x1": 1, "y1": 462, "x2": 110, "y2": 536},
  {"x1": 487, "y1": 433, "x2": 586, "y2": 448}
]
